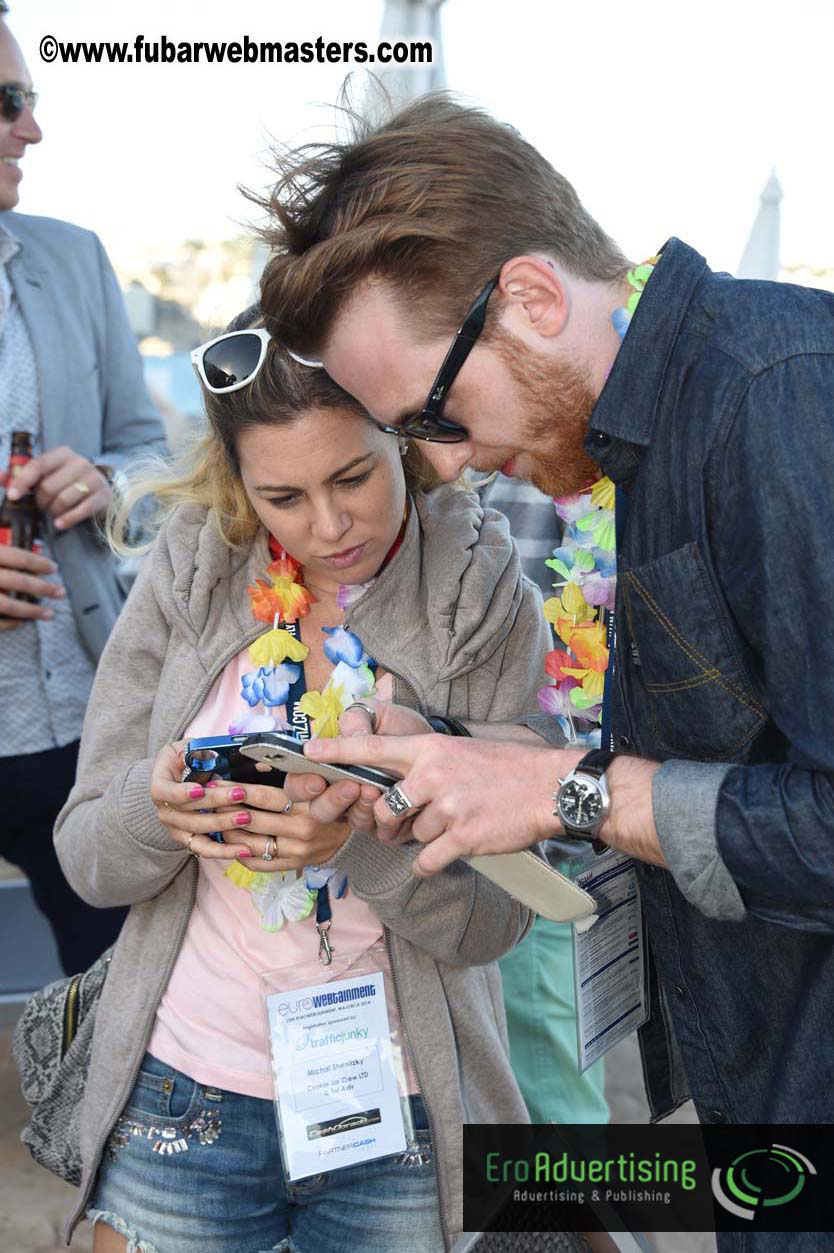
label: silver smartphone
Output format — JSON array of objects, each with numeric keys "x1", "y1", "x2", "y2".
[{"x1": 237, "y1": 731, "x2": 401, "y2": 792}]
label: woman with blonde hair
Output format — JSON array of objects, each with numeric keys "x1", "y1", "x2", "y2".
[{"x1": 55, "y1": 309, "x2": 553, "y2": 1253}]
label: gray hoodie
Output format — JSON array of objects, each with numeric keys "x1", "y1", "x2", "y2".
[{"x1": 55, "y1": 484, "x2": 551, "y2": 1248}]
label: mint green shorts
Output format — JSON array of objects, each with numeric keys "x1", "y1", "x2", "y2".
[{"x1": 498, "y1": 914, "x2": 609, "y2": 1124}]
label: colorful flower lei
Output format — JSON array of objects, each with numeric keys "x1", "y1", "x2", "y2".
[
  {"x1": 537, "y1": 258, "x2": 658, "y2": 746},
  {"x1": 225, "y1": 550, "x2": 376, "y2": 930}
]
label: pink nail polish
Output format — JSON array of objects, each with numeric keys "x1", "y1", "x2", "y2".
[
  {"x1": 234, "y1": 812, "x2": 251, "y2": 826},
  {"x1": 204, "y1": 781, "x2": 221, "y2": 788},
  {"x1": 237, "y1": 849, "x2": 253, "y2": 857},
  {"x1": 230, "y1": 786, "x2": 246, "y2": 802},
  {"x1": 189, "y1": 785, "x2": 205, "y2": 799}
]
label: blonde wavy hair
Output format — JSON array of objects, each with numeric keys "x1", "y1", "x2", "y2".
[{"x1": 107, "y1": 309, "x2": 441, "y2": 558}]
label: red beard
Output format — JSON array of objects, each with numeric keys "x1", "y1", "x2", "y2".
[{"x1": 492, "y1": 327, "x2": 599, "y2": 498}]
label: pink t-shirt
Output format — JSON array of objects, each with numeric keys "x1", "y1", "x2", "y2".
[{"x1": 149, "y1": 647, "x2": 419, "y2": 1099}]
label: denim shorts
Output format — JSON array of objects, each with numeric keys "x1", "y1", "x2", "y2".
[{"x1": 88, "y1": 1052, "x2": 444, "y2": 1253}]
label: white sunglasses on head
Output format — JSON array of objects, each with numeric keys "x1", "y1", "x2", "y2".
[{"x1": 191, "y1": 327, "x2": 323, "y2": 394}]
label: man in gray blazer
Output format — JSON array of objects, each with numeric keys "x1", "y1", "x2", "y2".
[{"x1": 0, "y1": 4, "x2": 166, "y2": 972}]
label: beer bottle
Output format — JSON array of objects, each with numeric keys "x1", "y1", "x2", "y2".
[{"x1": 0, "y1": 431, "x2": 44, "y2": 613}]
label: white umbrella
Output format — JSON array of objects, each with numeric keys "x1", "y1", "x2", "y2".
[{"x1": 737, "y1": 172, "x2": 782, "y2": 280}]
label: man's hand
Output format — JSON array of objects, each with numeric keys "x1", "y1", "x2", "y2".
[
  {"x1": 303, "y1": 733, "x2": 577, "y2": 873},
  {"x1": 302, "y1": 733, "x2": 669, "y2": 875},
  {"x1": 0, "y1": 543, "x2": 66, "y2": 629},
  {"x1": 6, "y1": 445, "x2": 111, "y2": 531}
]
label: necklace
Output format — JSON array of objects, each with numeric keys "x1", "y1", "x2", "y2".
[
  {"x1": 537, "y1": 258, "x2": 658, "y2": 746},
  {"x1": 222, "y1": 516, "x2": 408, "y2": 935},
  {"x1": 221, "y1": 544, "x2": 378, "y2": 934}
]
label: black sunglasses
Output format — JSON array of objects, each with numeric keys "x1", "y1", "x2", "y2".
[
  {"x1": 374, "y1": 276, "x2": 499, "y2": 444},
  {"x1": 0, "y1": 85, "x2": 38, "y2": 122}
]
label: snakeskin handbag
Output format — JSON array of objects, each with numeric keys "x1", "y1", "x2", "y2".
[{"x1": 11, "y1": 948, "x2": 111, "y2": 1185}]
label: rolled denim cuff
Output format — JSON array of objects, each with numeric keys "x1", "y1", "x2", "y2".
[
  {"x1": 516, "y1": 713, "x2": 568, "y2": 748},
  {"x1": 652, "y1": 759, "x2": 746, "y2": 921}
]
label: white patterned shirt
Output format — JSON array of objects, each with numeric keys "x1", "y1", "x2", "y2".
[
  {"x1": 0, "y1": 221, "x2": 96, "y2": 756},
  {"x1": 482, "y1": 474, "x2": 561, "y2": 596}
]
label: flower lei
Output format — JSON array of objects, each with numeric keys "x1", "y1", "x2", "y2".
[
  {"x1": 222, "y1": 549, "x2": 377, "y2": 932},
  {"x1": 537, "y1": 258, "x2": 658, "y2": 747}
]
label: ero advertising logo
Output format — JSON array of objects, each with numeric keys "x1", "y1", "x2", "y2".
[
  {"x1": 463, "y1": 1124, "x2": 830, "y2": 1234},
  {"x1": 711, "y1": 1143, "x2": 817, "y2": 1221}
]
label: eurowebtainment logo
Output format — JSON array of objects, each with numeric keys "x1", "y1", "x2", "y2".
[{"x1": 711, "y1": 1144, "x2": 817, "y2": 1220}]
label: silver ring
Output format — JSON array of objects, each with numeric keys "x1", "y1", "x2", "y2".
[
  {"x1": 262, "y1": 836, "x2": 277, "y2": 861},
  {"x1": 383, "y1": 784, "x2": 414, "y2": 817},
  {"x1": 342, "y1": 700, "x2": 378, "y2": 733},
  {"x1": 282, "y1": 798, "x2": 293, "y2": 815}
]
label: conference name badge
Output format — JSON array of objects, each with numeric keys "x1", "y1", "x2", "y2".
[{"x1": 266, "y1": 970, "x2": 408, "y2": 1179}]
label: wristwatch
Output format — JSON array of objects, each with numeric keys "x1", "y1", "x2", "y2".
[{"x1": 553, "y1": 748, "x2": 615, "y2": 844}]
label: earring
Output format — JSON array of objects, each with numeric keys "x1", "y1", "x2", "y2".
[{"x1": 398, "y1": 438, "x2": 408, "y2": 457}]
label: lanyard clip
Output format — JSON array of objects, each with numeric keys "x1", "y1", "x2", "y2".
[{"x1": 317, "y1": 921, "x2": 334, "y2": 966}]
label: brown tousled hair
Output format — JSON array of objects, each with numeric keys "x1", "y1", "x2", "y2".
[
  {"x1": 255, "y1": 91, "x2": 629, "y2": 356},
  {"x1": 106, "y1": 306, "x2": 439, "y2": 556}
]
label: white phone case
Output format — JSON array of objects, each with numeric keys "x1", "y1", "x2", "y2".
[{"x1": 465, "y1": 851, "x2": 596, "y2": 923}]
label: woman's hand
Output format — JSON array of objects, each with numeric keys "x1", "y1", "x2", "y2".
[
  {"x1": 150, "y1": 742, "x2": 351, "y2": 872},
  {"x1": 211, "y1": 779, "x2": 352, "y2": 873},
  {"x1": 150, "y1": 742, "x2": 255, "y2": 862}
]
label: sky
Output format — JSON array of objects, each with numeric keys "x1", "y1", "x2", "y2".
[{"x1": 8, "y1": 0, "x2": 834, "y2": 281}]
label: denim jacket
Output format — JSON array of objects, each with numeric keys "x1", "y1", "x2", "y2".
[{"x1": 585, "y1": 238, "x2": 834, "y2": 1126}]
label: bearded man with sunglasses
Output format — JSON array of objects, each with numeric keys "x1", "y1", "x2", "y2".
[
  {"x1": 0, "y1": 4, "x2": 165, "y2": 973},
  {"x1": 258, "y1": 92, "x2": 834, "y2": 1202}
]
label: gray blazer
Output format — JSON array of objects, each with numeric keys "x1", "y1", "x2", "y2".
[{"x1": 1, "y1": 211, "x2": 166, "y2": 661}]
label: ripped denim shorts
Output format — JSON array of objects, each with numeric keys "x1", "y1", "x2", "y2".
[{"x1": 88, "y1": 1052, "x2": 443, "y2": 1253}]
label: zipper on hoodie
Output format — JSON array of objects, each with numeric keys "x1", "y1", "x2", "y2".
[
  {"x1": 342, "y1": 616, "x2": 424, "y2": 716},
  {"x1": 391, "y1": 670, "x2": 422, "y2": 713},
  {"x1": 383, "y1": 926, "x2": 451, "y2": 1252},
  {"x1": 68, "y1": 627, "x2": 265, "y2": 1240}
]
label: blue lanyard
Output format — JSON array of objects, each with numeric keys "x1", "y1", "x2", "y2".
[
  {"x1": 282, "y1": 619, "x2": 310, "y2": 740},
  {"x1": 600, "y1": 486, "x2": 627, "y2": 753},
  {"x1": 279, "y1": 617, "x2": 378, "y2": 963},
  {"x1": 282, "y1": 618, "x2": 335, "y2": 962}
]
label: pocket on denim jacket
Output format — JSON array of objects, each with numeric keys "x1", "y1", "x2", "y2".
[{"x1": 620, "y1": 542, "x2": 765, "y2": 759}]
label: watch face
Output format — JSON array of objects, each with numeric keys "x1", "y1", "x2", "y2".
[{"x1": 558, "y1": 778, "x2": 604, "y2": 830}]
